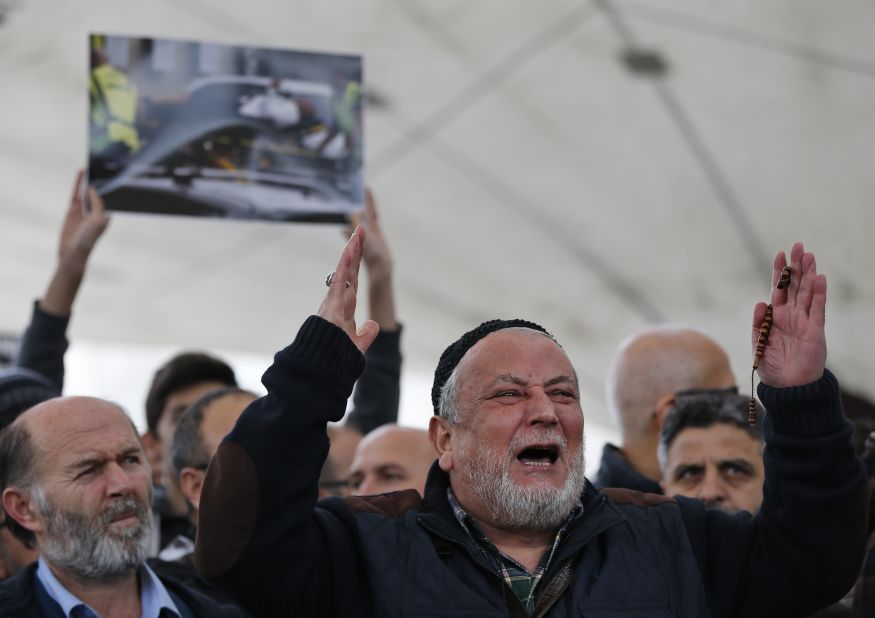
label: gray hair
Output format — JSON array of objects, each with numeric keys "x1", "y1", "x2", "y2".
[{"x1": 438, "y1": 367, "x2": 462, "y2": 425}]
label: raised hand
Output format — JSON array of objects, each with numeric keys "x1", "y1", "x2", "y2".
[
  {"x1": 345, "y1": 190, "x2": 392, "y2": 279},
  {"x1": 343, "y1": 189, "x2": 397, "y2": 330},
  {"x1": 57, "y1": 170, "x2": 110, "y2": 279},
  {"x1": 40, "y1": 170, "x2": 111, "y2": 316},
  {"x1": 318, "y1": 225, "x2": 379, "y2": 353},
  {"x1": 751, "y1": 242, "x2": 827, "y2": 388}
]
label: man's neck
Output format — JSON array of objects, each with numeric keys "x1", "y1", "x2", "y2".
[
  {"x1": 471, "y1": 516, "x2": 555, "y2": 574},
  {"x1": 621, "y1": 438, "x2": 661, "y2": 482},
  {"x1": 48, "y1": 561, "x2": 141, "y2": 618}
]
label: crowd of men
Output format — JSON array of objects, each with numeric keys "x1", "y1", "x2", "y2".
[{"x1": 0, "y1": 172, "x2": 872, "y2": 617}]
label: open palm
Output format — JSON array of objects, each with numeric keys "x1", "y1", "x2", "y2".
[{"x1": 752, "y1": 243, "x2": 827, "y2": 388}]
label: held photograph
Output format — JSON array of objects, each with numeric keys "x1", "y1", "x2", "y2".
[{"x1": 88, "y1": 33, "x2": 364, "y2": 223}]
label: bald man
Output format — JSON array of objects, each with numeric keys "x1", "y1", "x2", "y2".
[
  {"x1": 347, "y1": 424, "x2": 435, "y2": 495},
  {"x1": 595, "y1": 326, "x2": 736, "y2": 492},
  {"x1": 0, "y1": 397, "x2": 242, "y2": 616},
  {"x1": 171, "y1": 388, "x2": 258, "y2": 529}
]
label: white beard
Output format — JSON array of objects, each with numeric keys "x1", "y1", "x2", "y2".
[{"x1": 458, "y1": 430, "x2": 586, "y2": 530}]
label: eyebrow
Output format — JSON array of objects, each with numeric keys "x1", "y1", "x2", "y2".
[
  {"x1": 65, "y1": 445, "x2": 143, "y2": 474},
  {"x1": 672, "y1": 463, "x2": 704, "y2": 480},
  {"x1": 545, "y1": 375, "x2": 577, "y2": 388},
  {"x1": 376, "y1": 464, "x2": 407, "y2": 475},
  {"x1": 65, "y1": 456, "x2": 105, "y2": 475},
  {"x1": 490, "y1": 374, "x2": 526, "y2": 386},
  {"x1": 717, "y1": 459, "x2": 755, "y2": 473}
]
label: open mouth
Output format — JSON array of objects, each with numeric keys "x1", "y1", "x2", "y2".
[{"x1": 516, "y1": 444, "x2": 560, "y2": 467}]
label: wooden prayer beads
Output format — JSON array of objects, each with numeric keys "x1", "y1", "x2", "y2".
[
  {"x1": 752, "y1": 304, "x2": 773, "y2": 371},
  {"x1": 749, "y1": 266, "x2": 791, "y2": 425},
  {"x1": 750, "y1": 304, "x2": 773, "y2": 424},
  {"x1": 777, "y1": 266, "x2": 791, "y2": 290}
]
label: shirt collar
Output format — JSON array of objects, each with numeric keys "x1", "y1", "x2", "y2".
[
  {"x1": 37, "y1": 556, "x2": 181, "y2": 618},
  {"x1": 139, "y1": 560, "x2": 181, "y2": 618}
]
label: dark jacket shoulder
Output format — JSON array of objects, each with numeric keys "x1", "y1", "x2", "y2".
[{"x1": 340, "y1": 488, "x2": 423, "y2": 516}]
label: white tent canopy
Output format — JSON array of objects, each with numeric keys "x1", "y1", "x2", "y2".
[{"x1": 2, "y1": 1, "x2": 873, "y2": 471}]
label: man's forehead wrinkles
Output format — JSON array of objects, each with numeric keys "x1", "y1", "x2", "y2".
[
  {"x1": 65, "y1": 441, "x2": 141, "y2": 462},
  {"x1": 487, "y1": 373, "x2": 576, "y2": 386},
  {"x1": 490, "y1": 374, "x2": 526, "y2": 385}
]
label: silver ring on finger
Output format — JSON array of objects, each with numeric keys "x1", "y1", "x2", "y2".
[{"x1": 325, "y1": 271, "x2": 350, "y2": 289}]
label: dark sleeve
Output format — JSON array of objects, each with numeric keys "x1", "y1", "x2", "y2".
[
  {"x1": 680, "y1": 370, "x2": 869, "y2": 618},
  {"x1": 344, "y1": 325, "x2": 402, "y2": 435},
  {"x1": 861, "y1": 433, "x2": 875, "y2": 533},
  {"x1": 194, "y1": 316, "x2": 371, "y2": 617},
  {"x1": 15, "y1": 301, "x2": 70, "y2": 391}
]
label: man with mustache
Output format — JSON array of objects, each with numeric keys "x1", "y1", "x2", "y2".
[
  {"x1": 0, "y1": 397, "x2": 244, "y2": 617},
  {"x1": 196, "y1": 234, "x2": 867, "y2": 617},
  {"x1": 659, "y1": 391, "x2": 765, "y2": 516}
]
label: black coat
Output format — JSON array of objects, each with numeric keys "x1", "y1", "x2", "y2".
[{"x1": 196, "y1": 316, "x2": 868, "y2": 618}]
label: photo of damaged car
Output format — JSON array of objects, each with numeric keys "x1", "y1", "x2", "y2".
[{"x1": 88, "y1": 35, "x2": 363, "y2": 223}]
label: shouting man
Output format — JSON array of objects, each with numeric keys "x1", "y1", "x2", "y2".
[{"x1": 196, "y1": 236, "x2": 866, "y2": 618}]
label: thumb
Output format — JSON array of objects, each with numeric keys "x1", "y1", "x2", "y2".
[{"x1": 354, "y1": 319, "x2": 380, "y2": 353}]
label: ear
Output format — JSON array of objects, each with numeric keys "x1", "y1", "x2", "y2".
[
  {"x1": 178, "y1": 468, "x2": 205, "y2": 514},
  {"x1": 429, "y1": 416, "x2": 454, "y2": 473},
  {"x1": 654, "y1": 394, "x2": 677, "y2": 432},
  {"x1": 140, "y1": 431, "x2": 163, "y2": 486},
  {"x1": 2, "y1": 488, "x2": 43, "y2": 537}
]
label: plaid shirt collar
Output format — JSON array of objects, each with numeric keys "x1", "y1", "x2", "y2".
[{"x1": 447, "y1": 489, "x2": 583, "y2": 616}]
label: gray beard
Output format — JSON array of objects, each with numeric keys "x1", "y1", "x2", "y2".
[
  {"x1": 459, "y1": 430, "x2": 586, "y2": 531},
  {"x1": 32, "y1": 487, "x2": 153, "y2": 582}
]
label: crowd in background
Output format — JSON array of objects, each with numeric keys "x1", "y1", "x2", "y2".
[{"x1": 0, "y1": 172, "x2": 872, "y2": 617}]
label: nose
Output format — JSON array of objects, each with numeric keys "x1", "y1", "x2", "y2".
[
  {"x1": 525, "y1": 388, "x2": 559, "y2": 426},
  {"x1": 697, "y1": 468, "x2": 725, "y2": 507},
  {"x1": 106, "y1": 461, "x2": 136, "y2": 498}
]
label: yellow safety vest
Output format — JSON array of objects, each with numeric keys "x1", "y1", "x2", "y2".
[{"x1": 89, "y1": 64, "x2": 140, "y2": 152}]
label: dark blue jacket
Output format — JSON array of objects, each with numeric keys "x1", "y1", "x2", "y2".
[{"x1": 196, "y1": 316, "x2": 868, "y2": 618}]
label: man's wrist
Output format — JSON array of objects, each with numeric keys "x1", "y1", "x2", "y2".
[
  {"x1": 55, "y1": 258, "x2": 87, "y2": 283},
  {"x1": 758, "y1": 369, "x2": 844, "y2": 436}
]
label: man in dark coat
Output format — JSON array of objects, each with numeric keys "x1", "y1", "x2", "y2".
[{"x1": 196, "y1": 235, "x2": 867, "y2": 617}]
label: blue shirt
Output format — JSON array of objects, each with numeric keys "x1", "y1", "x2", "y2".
[{"x1": 36, "y1": 556, "x2": 181, "y2": 618}]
